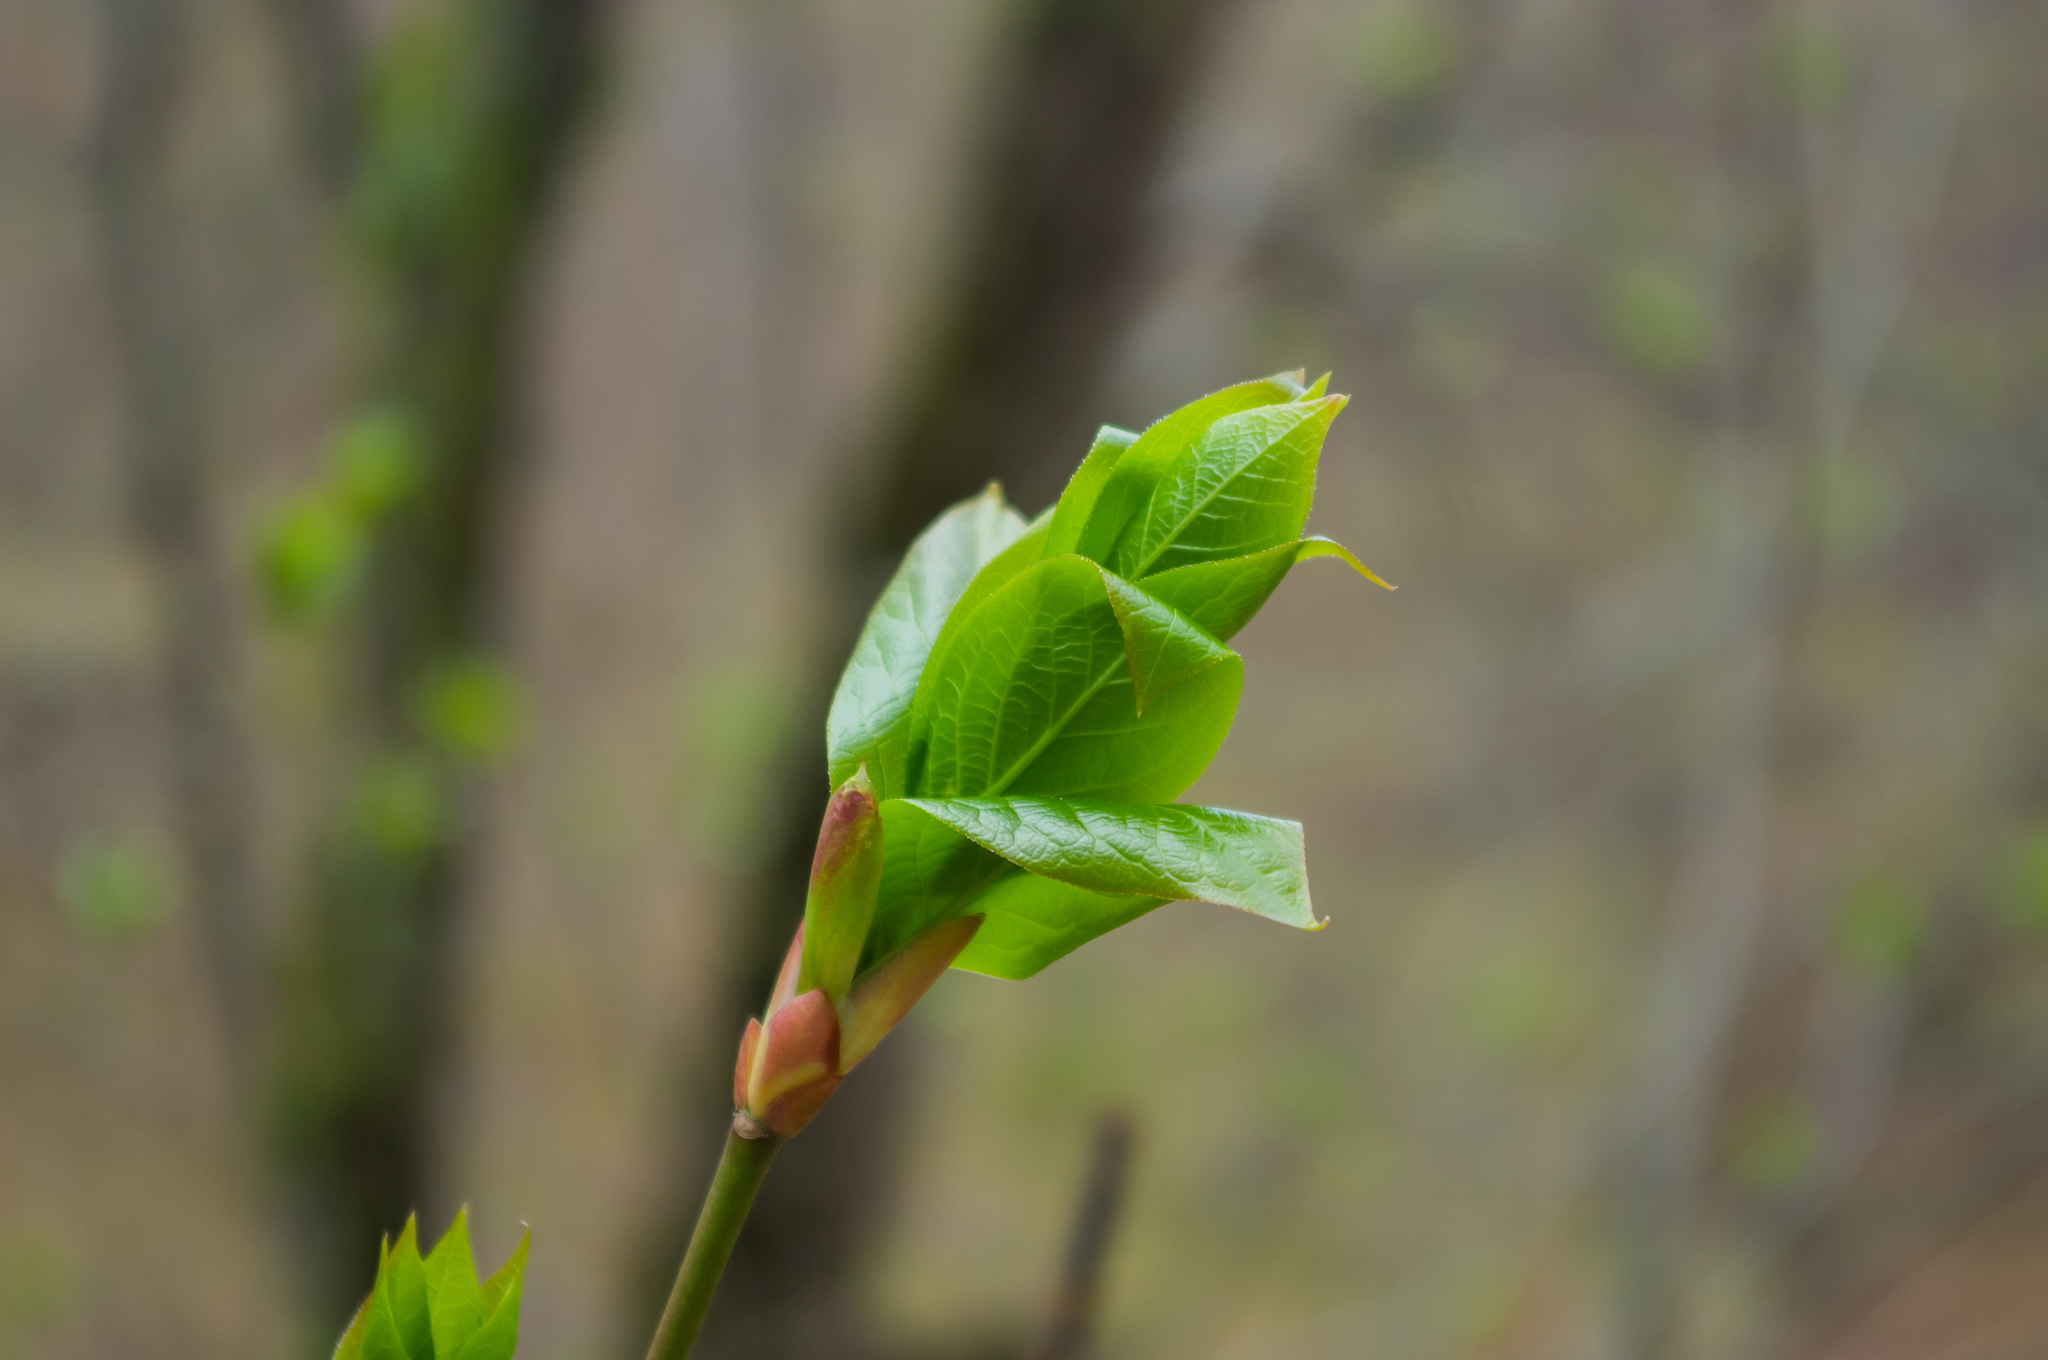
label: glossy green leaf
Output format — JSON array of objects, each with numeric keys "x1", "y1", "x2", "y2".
[
  {"x1": 423, "y1": 1209, "x2": 483, "y2": 1356},
  {"x1": 831, "y1": 371, "x2": 1380, "y2": 991},
  {"x1": 1001, "y1": 646, "x2": 1240, "y2": 802},
  {"x1": 862, "y1": 797, "x2": 1010, "y2": 970},
  {"x1": 1054, "y1": 372, "x2": 1312, "y2": 563},
  {"x1": 951, "y1": 872, "x2": 1165, "y2": 980},
  {"x1": 907, "y1": 554, "x2": 1239, "y2": 801},
  {"x1": 1038, "y1": 423, "x2": 1137, "y2": 559},
  {"x1": 1135, "y1": 536, "x2": 1391, "y2": 642},
  {"x1": 828, "y1": 485, "x2": 1027, "y2": 794},
  {"x1": 1110, "y1": 397, "x2": 1345, "y2": 579},
  {"x1": 898, "y1": 797, "x2": 1317, "y2": 930}
]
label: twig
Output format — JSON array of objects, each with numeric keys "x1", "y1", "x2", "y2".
[
  {"x1": 1034, "y1": 1111, "x2": 1138, "y2": 1360},
  {"x1": 645, "y1": 1126, "x2": 784, "y2": 1360}
]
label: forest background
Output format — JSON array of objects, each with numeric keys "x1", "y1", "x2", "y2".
[{"x1": 3, "y1": 0, "x2": 2047, "y2": 1358}]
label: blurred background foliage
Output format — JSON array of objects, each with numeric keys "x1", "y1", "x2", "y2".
[{"x1": 2, "y1": 0, "x2": 2048, "y2": 1358}]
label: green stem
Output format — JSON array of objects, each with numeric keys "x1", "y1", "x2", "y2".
[{"x1": 645, "y1": 1126, "x2": 782, "y2": 1360}]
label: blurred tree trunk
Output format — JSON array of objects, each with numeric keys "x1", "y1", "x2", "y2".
[
  {"x1": 266, "y1": 0, "x2": 607, "y2": 1331},
  {"x1": 635, "y1": 1, "x2": 1236, "y2": 1355},
  {"x1": 90, "y1": 0, "x2": 263, "y2": 1089}
]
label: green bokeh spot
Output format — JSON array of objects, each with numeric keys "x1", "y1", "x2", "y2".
[
  {"x1": 1830, "y1": 873, "x2": 1925, "y2": 983},
  {"x1": 1600, "y1": 263, "x2": 1711, "y2": 377},
  {"x1": 0, "y1": 1233, "x2": 72, "y2": 1328},
  {"x1": 259, "y1": 493, "x2": 367, "y2": 622},
  {"x1": 1357, "y1": 3, "x2": 1458, "y2": 99},
  {"x1": 413, "y1": 655, "x2": 526, "y2": 764},
  {"x1": 332, "y1": 407, "x2": 426, "y2": 516},
  {"x1": 1459, "y1": 950, "x2": 1565, "y2": 1057},
  {"x1": 1762, "y1": 15, "x2": 1852, "y2": 114},
  {"x1": 350, "y1": 753, "x2": 448, "y2": 860},
  {"x1": 58, "y1": 838, "x2": 169, "y2": 945},
  {"x1": 1728, "y1": 1096, "x2": 1820, "y2": 1192},
  {"x1": 2002, "y1": 830, "x2": 2048, "y2": 934}
]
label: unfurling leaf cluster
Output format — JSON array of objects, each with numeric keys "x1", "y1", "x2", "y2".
[
  {"x1": 333, "y1": 1210, "x2": 529, "y2": 1360},
  {"x1": 821, "y1": 370, "x2": 1387, "y2": 983}
]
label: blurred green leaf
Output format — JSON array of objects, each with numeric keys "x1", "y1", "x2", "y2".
[
  {"x1": 0, "y1": 1233, "x2": 72, "y2": 1329},
  {"x1": 1357, "y1": 2, "x2": 1459, "y2": 99},
  {"x1": 1761, "y1": 14, "x2": 1851, "y2": 114},
  {"x1": 1728, "y1": 1096, "x2": 1820, "y2": 1191},
  {"x1": 333, "y1": 407, "x2": 427, "y2": 516},
  {"x1": 412, "y1": 655, "x2": 525, "y2": 764},
  {"x1": 1830, "y1": 873, "x2": 1925, "y2": 982},
  {"x1": 58, "y1": 837, "x2": 169, "y2": 944},
  {"x1": 2000, "y1": 830, "x2": 2048, "y2": 934},
  {"x1": 350, "y1": 753, "x2": 448, "y2": 860},
  {"x1": 1406, "y1": 300, "x2": 1503, "y2": 400},
  {"x1": 1804, "y1": 457, "x2": 1899, "y2": 562},
  {"x1": 260, "y1": 493, "x2": 367, "y2": 622},
  {"x1": 1459, "y1": 950, "x2": 1565, "y2": 1057},
  {"x1": 1264, "y1": 1043, "x2": 1355, "y2": 1132},
  {"x1": 1600, "y1": 263, "x2": 1711, "y2": 376}
]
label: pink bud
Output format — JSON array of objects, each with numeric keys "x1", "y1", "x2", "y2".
[{"x1": 735, "y1": 988, "x2": 843, "y2": 1139}]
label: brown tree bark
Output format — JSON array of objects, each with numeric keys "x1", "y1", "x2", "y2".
[
  {"x1": 265, "y1": 0, "x2": 609, "y2": 1329},
  {"x1": 91, "y1": 0, "x2": 263, "y2": 1092}
]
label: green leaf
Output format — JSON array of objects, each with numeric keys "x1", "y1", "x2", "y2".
[
  {"x1": 365, "y1": 1220, "x2": 433, "y2": 1360},
  {"x1": 862, "y1": 798, "x2": 1012, "y2": 970},
  {"x1": 260, "y1": 491, "x2": 367, "y2": 622},
  {"x1": 334, "y1": 1298, "x2": 371, "y2": 1360},
  {"x1": 1098, "y1": 570, "x2": 1235, "y2": 712},
  {"x1": 898, "y1": 797, "x2": 1318, "y2": 931},
  {"x1": 951, "y1": 872, "x2": 1165, "y2": 980},
  {"x1": 907, "y1": 555, "x2": 1240, "y2": 802},
  {"x1": 454, "y1": 1230, "x2": 529, "y2": 1360},
  {"x1": 412, "y1": 655, "x2": 525, "y2": 765},
  {"x1": 423, "y1": 1209, "x2": 483, "y2": 1357},
  {"x1": 1109, "y1": 397, "x2": 1345, "y2": 579},
  {"x1": 1055, "y1": 372, "x2": 1312, "y2": 563},
  {"x1": 1135, "y1": 536, "x2": 1391, "y2": 642},
  {"x1": 1039, "y1": 424, "x2": 1137, "y2": 559},
  {"x1": 828, "y1": 485, "x2": 1027, "y2": 795},
  {"x1": 389, "y1": 1220, "x2": 435, "y2": 1360}
]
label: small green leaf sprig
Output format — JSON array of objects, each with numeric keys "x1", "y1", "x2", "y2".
[
  {"x1": 735, "y1": 370, "x2": 1390, "y2": 1140},
  {"x1": 333, "y1": 1211, "x2": 529, "y2": 1360}
]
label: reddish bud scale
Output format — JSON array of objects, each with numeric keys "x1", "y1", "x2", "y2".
[{"x1": 732, "y1": 913, "x2": 986, "y2": 1139}]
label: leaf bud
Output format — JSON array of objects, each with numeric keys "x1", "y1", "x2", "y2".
[{"x1": 797, "y1": 765, "x2": 883, "y2": 1003}]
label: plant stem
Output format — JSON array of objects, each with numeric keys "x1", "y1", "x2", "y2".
[{"x1": 645, "y1": 1126, "x2": 782, "y2": 1360}]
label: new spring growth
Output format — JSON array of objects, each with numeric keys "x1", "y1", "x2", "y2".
[{"x1": 733, "y1": 765, "x2": 981, "y2": 1140}]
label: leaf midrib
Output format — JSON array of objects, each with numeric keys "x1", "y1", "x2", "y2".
[
  {"x1": 981, "y1": 651, "x2": 1125, "y2": 797},
  {"x1": 1125, "y1": 409, "x2": 1312, "y2": 579}
]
